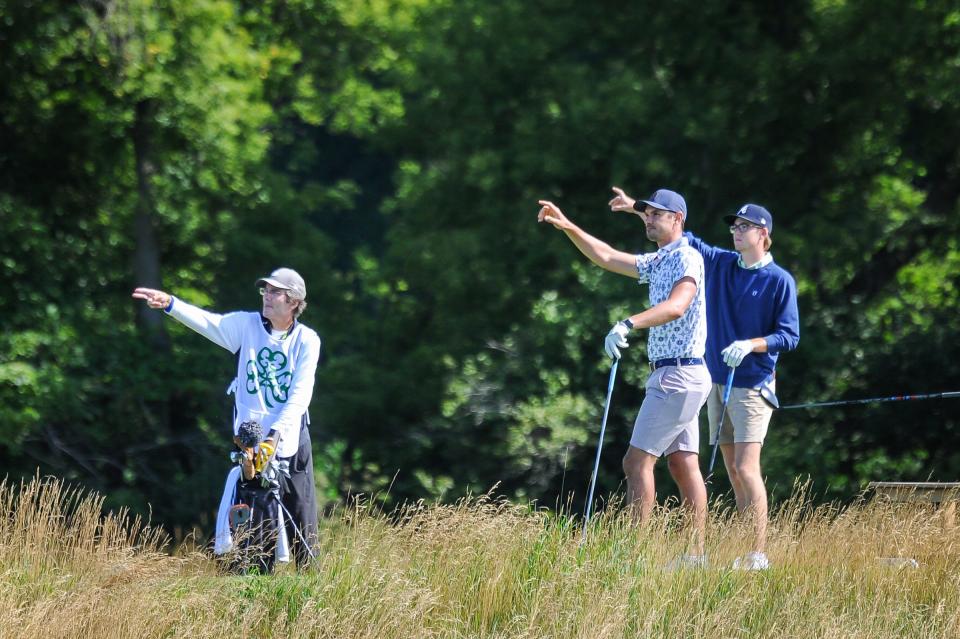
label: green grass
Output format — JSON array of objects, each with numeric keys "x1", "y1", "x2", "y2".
[{"x1": 2, "y1": 475, "x2": 958, "y2": 638}]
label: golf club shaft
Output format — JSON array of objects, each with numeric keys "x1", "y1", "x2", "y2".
[
  {"x1": 706, "y1": 366, "x2": 736, "y2": 479},
  {"x1": 275, "y1": 496, "x2": 316, "y2": 561},
  {"x1": 581, "y1": 358, "x2": 619, "y2": 544},
  {"x1": 780, "y1": 390, "x2": 960, "y2": 410}
]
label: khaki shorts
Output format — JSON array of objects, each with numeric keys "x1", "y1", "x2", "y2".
[
  {"x1": 630, "y1": 364, "x2": 711, "y2": 457},
  {"x1": 707, "y1": 382, "x2": 775, "y2": 445}
]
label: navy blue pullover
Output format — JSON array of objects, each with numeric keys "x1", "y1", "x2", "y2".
[{"x1": 684, "y1": 232, "x2": 800, "y2": 388}]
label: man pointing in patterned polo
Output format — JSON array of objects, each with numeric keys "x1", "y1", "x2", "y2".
[{"x1": 539, "y1": 189, "x2": 711, "y2": 565}]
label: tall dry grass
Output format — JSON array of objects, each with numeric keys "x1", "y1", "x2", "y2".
[{"x1": 2, "y1": 475, "x2": 959, "y2": 638}]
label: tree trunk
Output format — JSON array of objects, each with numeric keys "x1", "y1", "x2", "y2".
[
  {"x1": 131, "y1": 98, "x2": 172, "y2": 440},
  {"x1": 132, "y1": 98, "x2": 169, "y2": 349}
]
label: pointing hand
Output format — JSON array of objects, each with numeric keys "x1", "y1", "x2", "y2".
[
  {"x1": 132, "y1": 287, "x2": 172, "y2": 310},
  {"x1": 537, "y1": 200, "x2": 572, "y2": 230},
  {"x1": 608, "y1": 186, "x2": 637, "y2": 213}
]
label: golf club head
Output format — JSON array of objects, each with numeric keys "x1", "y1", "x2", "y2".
[{"x1": 704, "y1": 443, "x2": 720, "y2": 486}]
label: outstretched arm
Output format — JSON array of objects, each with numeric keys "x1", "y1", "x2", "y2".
[
  {"x1": 537, "y1": 200, "x2": 639, "y2": 278},
  {"x1": 132, "y1": 287, "x2": 243, "y2": 352}
]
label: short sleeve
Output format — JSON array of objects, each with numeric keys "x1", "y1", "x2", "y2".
[
  {"x1": 635, "y1": 251, "x2": 660, "y2": 284},
  {"x1": 671, "y1": 247, "x2": 703, "y2": 288}
]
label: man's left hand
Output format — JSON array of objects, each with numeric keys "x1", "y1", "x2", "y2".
[{"x1": 722, "y1": 340, "x2": 754, "y2": 367}]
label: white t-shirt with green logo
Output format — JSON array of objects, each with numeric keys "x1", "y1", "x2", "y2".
[{"x1": 167, "y1": 298, "x2": 322, "y2": 458}]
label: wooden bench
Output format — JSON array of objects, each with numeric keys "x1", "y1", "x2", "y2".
[{"x1": 867, "y1": 481, "x2": 960, "y2": 528}]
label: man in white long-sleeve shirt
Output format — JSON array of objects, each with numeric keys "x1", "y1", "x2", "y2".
[{"x1": 133, "y1": 267, "x2": 321, "y2": 566}]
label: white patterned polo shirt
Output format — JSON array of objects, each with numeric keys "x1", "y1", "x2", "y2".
[{"x1": 635, "y1": 236, "x2": 707, "y2": 361}]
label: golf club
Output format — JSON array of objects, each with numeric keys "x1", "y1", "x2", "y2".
[
  {"x1": 581, "y1": 357, "x2": 619, "y2": 545},
  {"x1": 780, "y1": 390, "x2": 960, "y2": 410},
  {"x1": 705, "y1": 366, "x2": 736, "y2": 485},
  {"x1": 275, "y1": 496, "x2": 317, "y2": 561}
]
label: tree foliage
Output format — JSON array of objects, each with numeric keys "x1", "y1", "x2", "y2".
[{"x1": 1, "y1": 0, "x2": 958, "y2": 532}]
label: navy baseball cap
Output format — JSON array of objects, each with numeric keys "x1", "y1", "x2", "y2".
[
  {"x1": 724, "y1": 204, "x2": 773, "y2": 233},
  {"x1": 634, "y1": 189, "x2": 688, "y2": 220}
]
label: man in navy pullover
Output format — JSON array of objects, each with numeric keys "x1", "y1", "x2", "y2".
[{"x1": 610, "y1": 190, "x2": 799, "y2": 570}]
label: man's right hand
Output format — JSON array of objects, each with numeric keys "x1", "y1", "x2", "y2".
[
  {"x1": 604, "y1": 322, "x2": 631, "y2": 359},
  {"x1": 537, "y1": 200, "x2": 573, "y2": 230},
  {"x1": 608, "y1": 186, "x2": 637, "y2": 213},
  {"x1": 132, "y1": 287, "x2": 172, "y2": 310},
  {"x1": 721, "y1": 340, "x2": 754, "y2": 367}
]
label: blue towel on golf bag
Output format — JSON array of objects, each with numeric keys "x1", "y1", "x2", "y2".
[{"x1": 214, "y1": 466, "x2": 289, "y2": 562}]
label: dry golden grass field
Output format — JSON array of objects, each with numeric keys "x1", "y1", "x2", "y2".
[{"x1": 2, "y1": 475, "x2": 958, "y2": 639}]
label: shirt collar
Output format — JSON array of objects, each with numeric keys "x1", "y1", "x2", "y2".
[
  {"x1": 261, "y1": 314, "x2": 297, "y2": 339},
  {"x1": 657, "y1": 236, "x2": 688, "y2": 254},
  {"x1": 738, "y1": 252, "x2": 773, "y2": 270}
]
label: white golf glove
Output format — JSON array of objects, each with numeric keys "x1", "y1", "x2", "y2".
[
  {"x1": 721, "y1": 340, "x2": 754, "y2": 367},
  {"x1": 604, "y1": 322, "x2": 631, "y2": 360}
]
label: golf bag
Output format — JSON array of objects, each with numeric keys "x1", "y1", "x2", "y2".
[
  {"x1": 222, "y1": 420, "x2": 289, "y2": 574},
  {"x1": 228, "y1": 473, "x2": 283, "y2": 574}
]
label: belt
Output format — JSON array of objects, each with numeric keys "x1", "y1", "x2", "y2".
[{"x1": 650, "y1": 357, "x2": 704, "y2": 372}]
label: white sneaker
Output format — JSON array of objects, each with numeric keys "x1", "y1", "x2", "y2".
[
  {"x1": 733, "y1": 551, "x2": 770, "y2": 571},
  {"x1": 664, "y1": 554, "x2": 708, "y2": 571},
  {"x1": 878, "y1": 557, "x2": 919, "y2": 569}
]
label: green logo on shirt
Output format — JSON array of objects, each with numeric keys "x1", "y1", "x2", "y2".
[{"x1": 246, "y1": 347, "x2": 291, "y2": 408}]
